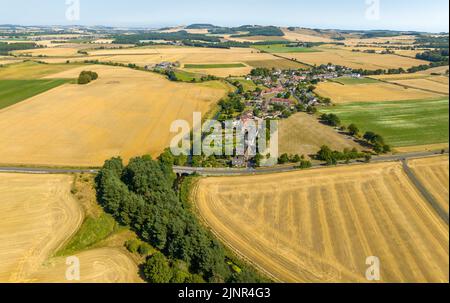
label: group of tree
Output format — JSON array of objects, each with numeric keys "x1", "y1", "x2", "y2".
[
  {"x1": 218, "y1": 93, "x2": 245, "y2": 119},
  {"x1": 250, "y1": 67, "x2": 272, "y2": 77},
  {"x1": 96, "y1": 155, "x2": 267, "y2": 283},
  {"x1": 416, "y1": 49, "x2": 449, "y2": 63},
  {"x1": 320, "y1": 113, "x2": 341, "y2": 127},
  {"x1": 278, "y1": 153, "x2": 312, "y2": 168},
  {"x1": 363, "y1": 131, "x2": 391, "y2": 154},
  {"x1": 77, "y1": 71, "x2": 98, "y2": 85},
  {"x1": 315, "y1": 146, "x2": 367, "y2": 165}
]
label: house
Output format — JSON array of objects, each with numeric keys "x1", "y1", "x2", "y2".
[
  {"x1": 270, "y1": 98, "x2": 294, "y2": 107},
  {"x1": 262, "y1": 86, "x2": 284, "y2": 96}
]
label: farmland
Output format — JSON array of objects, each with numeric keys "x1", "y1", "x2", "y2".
[
  {"x1": 0, "y1": 79, "x2": 70, "y2": 110},
  {"x1": 0, "y1": 65, "x2": 228, "y2": 167},
  {"x1": 0, "y1": 173, "x2": 142, "y2": 282},
  {"x1": 315, "y1": 81, "x2": 442, "y2": 103},
  {"x1": 408, "y1": 156, "x2": 450, "y2": 217},
  {"x1": 184, "y1": 63, "x2": 246, "y2": 69},
  {"x1": 253, "y1": 44, "x2": 320, "y2": 53},
  {"x1": 194, "y1": 162, "x2": 449, "y2": 282},
  {"x1": 278, "y1": 112, "x2": 362, "y2": 157},
  {"x1": 279, "y1": 46, "x2": 429, "y2": 70},
  {"x1": 0, "y1": 61, "x2": 82, "y2": 79},
  {"x1": 320, "y1": 98, "x2": 449, "y2": 147}
]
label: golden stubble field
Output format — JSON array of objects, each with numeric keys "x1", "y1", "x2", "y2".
[
  {"x1": 279, "y1": 46, "x2": 428, "y2": 70},
  {"x1": 0, "y1": 65, "x2": 228, "y2": 167},
  {"x1": 278, "y1": 112, "x2": 362, "y2": 157},
  {"x1": 0, "y1": 173, "x2": 141, "y2": 282},
  {"x1": 315, "y1": 81, "x2": 441, "y2": 103},
  {"x1": 408, "y1": 156, "x2": 449, "y2": 217},
  {"x1": 194, "y1": 162, "x2": 449, "y2": 282}
]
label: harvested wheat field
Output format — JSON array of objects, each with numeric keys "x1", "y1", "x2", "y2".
[
  {"x1": 194, "y1": 162, "x2": 449, "y2": 283},
  {"x1": 0, "y1": 65, "x2": 228, "y2": 167},
  {"x1": 315, "y1": 81, "x2": 441, "y2": 103},
  {"x1": 30, "y1": 248, "x2": 142, "y2": 283},
  {"x1": 278, "y1": 112, "x2": 361, "y2": 157},
  {"x1": 87, "y1": 46, "x2": 275, "y2": 65},
  {"x1": 279, "y1": 47, "x2": 428, "y2": 70},
  {"x1": 12, "y1": 47, "x2": 84, "y2": 57},
  {"x1": 0, "y1": 173, "x2": 142, "y2": 283},
  {"x1": 385, "y1": 78, "x2": 449, "y2": 95},
  {"x1": 281, "y1": 28, "x2": 335, "y2": 43},
  {"x1": 408, "y1": 156, "x2": 449, "y2": 217},
  {"x1": 0, "y1": 174, "x2": 83, "y2": 282}
]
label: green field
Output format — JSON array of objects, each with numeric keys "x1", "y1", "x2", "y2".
[
  {"x1": 55, "y1": 214, "x2": 119, "y2": 256},
  {"x1": 253, "y1": 44, "x2": 320, "y2": 53},
  {"x1": 184, "y1": 63, "x2": 246, "y2": 69},
  {"x1": 0, "y1": 79, "x2": 70, "y2": 110},
  {"x1": 321, "y1": 98, "x2": 449, "y2": 147},
  {"x1": 0, "y1": 61, "x2": 81, "y2": 79},
  {"x1": 332, "y1": 77, "x2": 380, "y2": 85}
]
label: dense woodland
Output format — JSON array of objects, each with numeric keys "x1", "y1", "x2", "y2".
[{"x1": 95, "y1": 155, "x2": 269, "y2": 283}]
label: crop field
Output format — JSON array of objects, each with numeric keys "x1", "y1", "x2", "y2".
[
  {"x1": 278, "y1": 112, "x2": 362, "y2": 157},
  {"x1": 331, "y1": 77, "x2": 380, "y2": 85},
  {"x1": 244, "y1": 58, "x2": 308, "y2": 69},
  {"x1": 0, "y1": 65, "x2": 228, "y2": 167},
  {"x1": 0, "y1": 173, "x2": 141, "y2": 282},
  {"x1": 383, "y1": 78, "x2": 449, "y2": 95},
  {"x1": 281, "y1": 28, "x2": 335, "y2": 43},
  {"x1": 315, "y1": 81, "x2": 441, "y2": 103},
  {"x1": 320, "y1": 98, "x2": 449, "y2": 147},
  {"x1": 184, "y1": 63, "x2": 246, "y2": 69},
  {"x1": 0, "y1": 61, "x2": 82, "y2": 79},
  {"x1": 409, "y1": 156, "x2": 450, "y2": 217},
  {"x1": 253, "y1": 44, "x2": 319, "y2": 53},
  {"x1": 194, "y1": 162, "x2": 449, "y2": 282},
  {"x1": 279, "y1": 46, "x2": 428, "y2": 70},
  {"x1": 12, "y1": 47, "x2": 84, "y2": 57},
  {"x1": 0, "y1": 79, "x2": 70, "y2": 110}
]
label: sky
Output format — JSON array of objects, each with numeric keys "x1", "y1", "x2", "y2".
[{"x1": 0, "y1": 0, "x2": 448, "y2": 32}]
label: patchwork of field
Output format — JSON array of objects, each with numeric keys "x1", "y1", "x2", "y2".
[
  {"x1": 408, "y1": 156, "x2": 450, "y2": 218},
  {"x1": 315, "y1": 81, "x2": 442, "y2": 103},
  {"x1": 321, "y1": 98, "x2": 449, "y2": 147},
  {"x1": 278, "y1": 112, "x2": 362, "y2": 157},
  {"x1": 194, "y1": 162, "x2": 449, "y2": 282},
  {"x1": 0, "y1": 65, "x2": 228, "y2": 167},
  {"x1": 0, "y1": 173, "x2": 141, "y2": 283},
  {"x1": 253, "y1": 44, "x2": 319, "y2": 53},
  {"x1": 278, "y1": 46, "x2": 429, "y2": 70},
  {"x1": 12, "y1": 47, "x2": 84, "y2": 57},
  {"x1": 244, "y1": 58, "x2": 308, "y2": 69},
  {"x1": 281, "y1": 28, "x2": 335, "y2": 43}
]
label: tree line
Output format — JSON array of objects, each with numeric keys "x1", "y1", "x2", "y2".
[{"x1": 95, "y1": 156, "x2": 268, "y2": 283}]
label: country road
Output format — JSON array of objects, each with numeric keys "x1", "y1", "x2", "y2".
[{"x1": 0, "y1": 149, "x2": 447, "y2": 176}]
